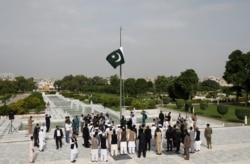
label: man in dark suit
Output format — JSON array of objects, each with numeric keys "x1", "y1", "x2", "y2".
[
  {"x1": 45, "y1": 114, "x2": 51, "y2": 132},
  {"x1": 82, "y1": 124, "x2": 90, "y2": 148},
  {"x1": 166, "y1": 125, "x2": 173, "y2": 152},
  {"x1": 54, "y1": 125, "x2": 64, "y2": 149},
  {"x1": 145, "y1": 125, "x2": 152, "y2": 151},
  {"x1": 33, "y1": 124, "x2": 40, "y2": 147},
  {"x1": 159, "y1": 110, "x2": 164, "y2": 126},
  {"x1": 138, "y1": 128, "x2": 147, "y2": 158}
]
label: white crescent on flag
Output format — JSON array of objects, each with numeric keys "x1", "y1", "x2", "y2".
[{"x1": 115, "y1": 52, "x2": 121, "y2": 62}]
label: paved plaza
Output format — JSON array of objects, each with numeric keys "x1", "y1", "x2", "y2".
[{"x1": 0, "y1": 94, "x2": 250, "y2": 164}]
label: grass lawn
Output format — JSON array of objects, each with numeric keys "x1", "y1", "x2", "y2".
[{"x1": 167, "y1": 103, "x2": 250, "y2": 125}]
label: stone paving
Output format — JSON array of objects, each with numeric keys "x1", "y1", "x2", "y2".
[{"x1": 0, "y1": 94, "x2": 250, "y2": 164}]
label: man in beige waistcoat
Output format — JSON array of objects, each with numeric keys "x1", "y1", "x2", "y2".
[
  {"x1": 91, "y1": 133, "x2": 99, "y2": 162},
  {"x1": 155, "y1": 127, "x2": 162, "y2": 155},
  {"x1": 128, "y1": 127, "x2": 136, "y2": 154}
]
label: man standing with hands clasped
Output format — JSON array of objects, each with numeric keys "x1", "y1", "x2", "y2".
[
  {"x1": 54, "y1": 125, "x2": 64, "y2": 149},
  {"x1": 204, "y1": 123, "x2": 213, "y2": 149}
]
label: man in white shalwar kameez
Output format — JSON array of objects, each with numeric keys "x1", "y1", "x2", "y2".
[
  {"x1": 189, "y1": 126, "x2": 196, "y2": 153},
  {"x1": 41, "y1": 123, "x2": 47, "y2": 143},
  {"x1": 70, "y1": 133, "x2": 78, "y2": 162},
  {"x1": 29, "y1": 136, "x2": 35, "y2": 163},
  {"x1": 39, "y1": 128, "x2": 44, "y2": 151}
]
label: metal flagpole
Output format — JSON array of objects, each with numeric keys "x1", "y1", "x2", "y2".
[{"x1": 119, "y1": 26, "x2": 122, "y2": 119}]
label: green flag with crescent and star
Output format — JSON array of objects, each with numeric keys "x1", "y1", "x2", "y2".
[{"x1": 106, "y1": 47, "x2": 125, "y2": 69}]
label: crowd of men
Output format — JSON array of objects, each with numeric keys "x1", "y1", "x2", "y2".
[{"x1": 28, "y1": 109, "x2": 213, "y2": 163}]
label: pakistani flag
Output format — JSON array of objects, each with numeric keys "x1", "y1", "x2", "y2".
[{"x1": 106, "y1": 47, "x2": 125, "y2": 69}]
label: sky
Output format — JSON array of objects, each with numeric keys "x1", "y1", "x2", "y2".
[{"x1": 0, "y1": 0, "x2": 250, "y2": 80}]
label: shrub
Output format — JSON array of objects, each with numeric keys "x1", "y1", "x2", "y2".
[
  {"x1": 162, "y1": 96, "x2": 170, "y2": 105},
  {"x1": 185, "y1": 100, "x2": 193, "y2": 113},
  {"x1": 217, "y1": 105, "x2": 228, "y2": 118},
  {"x1": 0, "y1": 105, "x2": 12, "y2": 115},
  {"x1": 147, "y1": 100, "x2": 156, "y2": 109},
  {"x1": 200, "y1": 101, "x2": 208, "y2": 110},
  {"x1": 109, "y1": 97, "x2": 120, "y2": 107},
  {"x1": 235, "y1": 108, "x2": 250, "y2": 120},
  {"x1": 176, "y1": 99, "x2": 184, "y2": 109},
  {"x1": 124, "y1": 97, "x2": 134, "y2": 106}
]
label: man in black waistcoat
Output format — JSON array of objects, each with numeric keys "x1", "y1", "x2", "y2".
[{"x1": 145, "y1": 125, "x2": 152, "y2": 151}]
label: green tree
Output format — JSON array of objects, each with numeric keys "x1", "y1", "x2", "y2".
[
  {"x1": 155, "y1": 76, "x2": 168, "y2": 93},
  {"x1": 199, "y1": 79, "x2": 220, "y2": 91},
  {"x1": 223, "y1": 50, "x2": 250, "y2": 105},
  {"x1": 147, "y1": 81, "x2": 154, "y2": 92},
  {"x1": 135, "y1": 78, "x2": 148, "y2": 96},
  {"x1": 155, "y1": 76, "x2": 176, "y2": 94},
  {"x1": 109, "y1": 74, "x2": 120, "y2": 94},
  {"x1": 124, "y1": 78, "x2": 136, "y2": 96},
  {"x1": 54, "y1": 80, "x2": 62, "y2": 91},
  {"x1": 14, "y1": 76, "x2": 36, "y2": 92},
  {"x1": 173, "y1": 69, "x2": 199, "y2": 99},
  {"x1": 0, "y1": 80, "x2": 16, "y2": 94}
]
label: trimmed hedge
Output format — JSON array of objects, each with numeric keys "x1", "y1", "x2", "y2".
[
  {"x1": 217, "y1": 105, "x2": 229, "y2": 118},
  {"x1": 235, "y1": 108, "x2": 250, "y2": 120},
  {"x1": 176, "y1": 99, "x2": 184, "y2": 109},
  {"x1": 200, "y1": 101, "x2": 208, "y2": 110},
  {"x1": 162, "y1": 96, "x2": 170, "y2": 105}
]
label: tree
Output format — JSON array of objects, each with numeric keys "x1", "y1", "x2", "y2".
[
  {"x1": 135, "y1": 78, "x2": 148, "y2": 96},
  {"x1": 15, "y1": 76, "x2": 36, "y2": 92},
  {"x1": 54, "y1": 80, "x2": 62, "y2": 91},
  {"x1": 173, "y1": 69, "x2": 199, "y2": 99},
  {"x1": 155, "y1": 76, "x2": 169, "y2": 93},
  {"x1": 147, "y1": 81, "x2": 154, "y2": 92},
  {"x1": 223, "y1": 50, "x2": 250, "y2": 105},
  {"x1": 199, "y1": 79, "x2": 220, "y2": 91},
  {"x1": 155, "y1": 75, "x2": 176, "y2": 94},
  {"x1": 168, "y1": 83, "x2": 176, "y2": 100},
  {"x1": 0, "y1": 80, "x2": 16, "y2": 94},
  {"x1": 109, "y1": 74, "x2": 120, "y2": 94},
  {"x1": 124, "y1": 78, "x2": 136, "y2": 96}
]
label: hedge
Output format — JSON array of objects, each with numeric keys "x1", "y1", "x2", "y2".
[
  {"x1": 235, "y1": 108, "x2": 250, "y2": 120},
  {"x1": 217, "y1": 105, "x2": 229, "y2": 118}
]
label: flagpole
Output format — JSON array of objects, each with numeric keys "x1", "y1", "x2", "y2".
[{"x1": 119, "y1": 26, "x2": 122, "y2": 120}]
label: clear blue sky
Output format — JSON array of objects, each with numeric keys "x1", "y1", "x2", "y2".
[{"x1": 0, "y1": 0, "x2": 249, "y2": 79}]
